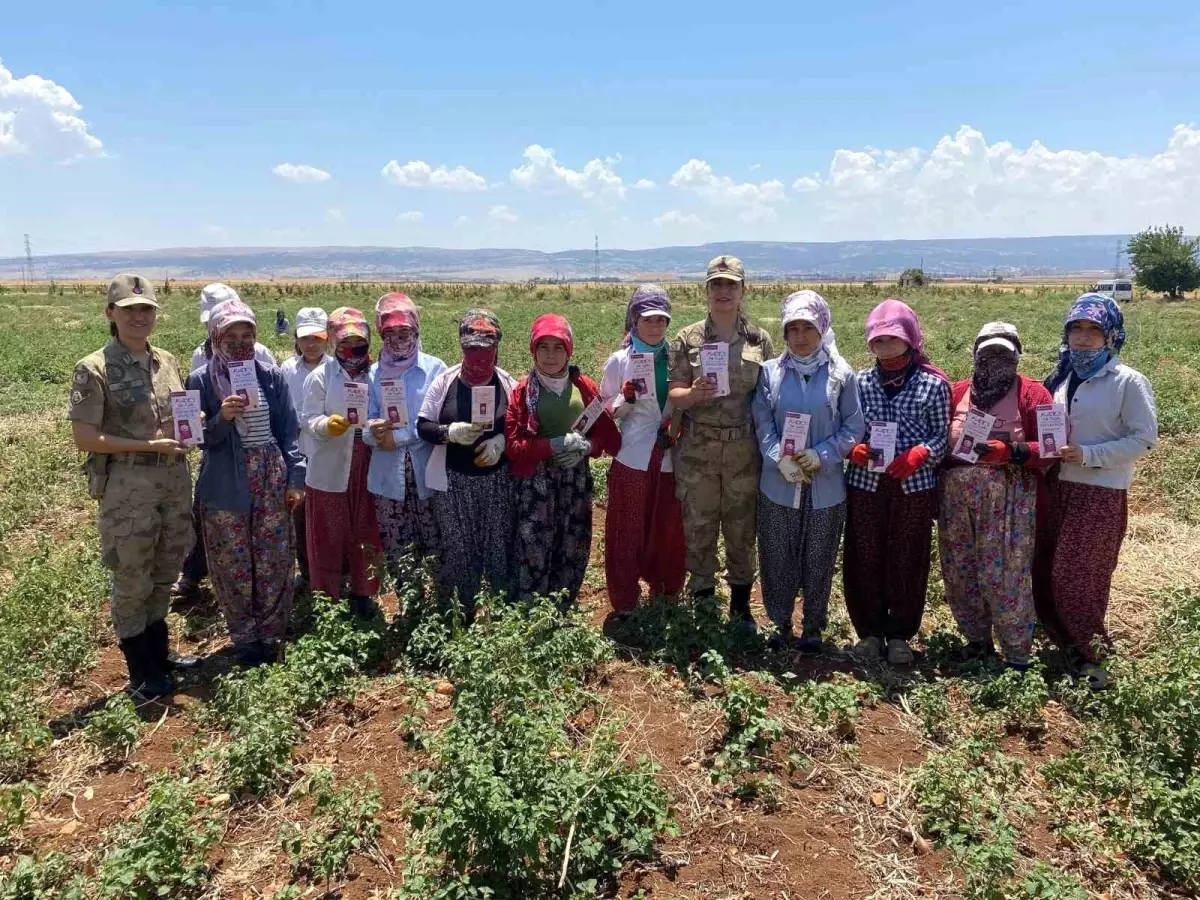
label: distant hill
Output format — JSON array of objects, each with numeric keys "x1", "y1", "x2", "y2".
[{"x1": 0, "y1": 235, "x2": 1131, "y2": 282}]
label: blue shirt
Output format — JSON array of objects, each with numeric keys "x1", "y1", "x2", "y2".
[
  {"x1": 845, "y1": 366, "x2": 950, "y2": 494},
  {"x1": 186, "y1": 362, "x2": 306, "y2": 513},
  {"x1": 363, "y1": 353, "x2": 447, "y2": 502},
  {"x1": 752, "y1": 358, "x2": 865, "y2": 510}
]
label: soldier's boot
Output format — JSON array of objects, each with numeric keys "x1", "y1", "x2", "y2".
[
  {"x1": 690, "y1": 586, "x2": 715, "y2": 602},
  {"x1": 146, "y1": 619, "x2": 201, "y2": 672},
  {"x1": 118, "y1": 632, "x2": 173, "y2": 700},
  {"x1": 728, "y1": 584, "x2": 757, "y2": 632}
]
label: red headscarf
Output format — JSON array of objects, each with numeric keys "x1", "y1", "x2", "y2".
[{"x1": 529, "y1": 313, "x2": 574, "y2": 358}]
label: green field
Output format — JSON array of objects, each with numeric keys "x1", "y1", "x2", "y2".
[{"x1": 1, "y1": 281, "x2": 1199, "y2": 899}]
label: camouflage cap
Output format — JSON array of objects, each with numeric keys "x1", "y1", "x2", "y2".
[
  {"x1": 107, "y1": 273, "x2": 159, "y2": 309},
  {"x1": 705, "y1": 255, "x2": 745, "y2": 284}
]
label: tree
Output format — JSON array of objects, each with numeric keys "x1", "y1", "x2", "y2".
[
  {"x1": 1127, "y1": 225, "x2": 1200, "y2": 300},
  {"x1": 899, "y1": 267, "x2": 927, "y2": 288}
]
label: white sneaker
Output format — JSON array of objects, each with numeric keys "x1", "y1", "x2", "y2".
[
  {"x1": 853, "y1": 636, "x2": 884, "y2": 660},
  {"x1": 887, "y1": 639, "x2": 914, "y2": 665}
]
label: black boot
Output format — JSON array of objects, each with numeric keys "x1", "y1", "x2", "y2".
[
  {"x1": 258, "y1": 640, "x2": 281, "y2": 666},
  {"x1": 146, "y1": 619, "x2": 200, "y2": 671},
  {"x1": 118, "y1": 632, "x2": 173, "y2": 700},
  {"x1": 349, "y1": 594, "x2": 379, "y2": 619},
  {"x1": 728, "y1": 584, "x2": 756, "y2": 632}
]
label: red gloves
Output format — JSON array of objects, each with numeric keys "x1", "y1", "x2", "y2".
[
  {"x1": 885, "y1": 444, "x2": 930, "y2": 480},
  {"x1": 978, "y1": 440, "x2": 1012, "y2": 464},
  {"x1": 849, "y1": 443, "x2": 872, "y2": 467},
  {"x1": 622, "y1": 380, "x2": 638, "y2": 403}
]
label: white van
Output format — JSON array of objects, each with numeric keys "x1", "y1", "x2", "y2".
[{"x1": 1094, "y1": 279, "x2": 1134, "y2": 303}]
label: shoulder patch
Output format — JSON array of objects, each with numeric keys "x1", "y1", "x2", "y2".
[{"x1": 74, "y1": 368, "x2": 91, "y2": 385}]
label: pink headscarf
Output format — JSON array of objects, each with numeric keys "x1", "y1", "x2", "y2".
[
  {"x1": 207, "y1": 299, "x2": 258, "y2": 398},
  {"x1": 865, "y1": 298, "x2": 948, "y2": 383},
  {"x1": 375, "y1": 293, "x2": 421, "y2": 378}
]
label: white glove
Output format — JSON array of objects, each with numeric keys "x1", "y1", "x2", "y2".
[
  {"x1": 613, "y1": 400, "x2": 636, "y2": 421},
  {"x1": 796, "y1": 448, "x2": 822, "y2": 475},
  {"x1": 554, "y1": 449, "x2": 588, "y2": 469},
  {"x1": 778, "y1": 455, "x2": 804, "y2": 484},
  {"x1": 447, "y1": 422, "x2": 485, "y2": 445},
  {"x1": 474, "y1": 433, "x2": 505, "y2": 467},
  {"x1": 550, "y1": 432, "x2": 591, "y2": 456}
]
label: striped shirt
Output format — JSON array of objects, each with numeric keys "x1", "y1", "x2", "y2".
[
  {"x1": 845, "y1": 366, "x2": 951, "y2": 494},
  {"x1": 239, "y1": 403, "x2": 274, "y2": 448}
]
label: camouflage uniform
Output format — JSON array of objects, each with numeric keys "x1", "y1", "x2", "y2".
[
  {"x1": 68, "y1": 338, "x2": 194, "y2": 640},
  {"x1": 669, "y1": 258, "x2": 775, "y2": 593}
]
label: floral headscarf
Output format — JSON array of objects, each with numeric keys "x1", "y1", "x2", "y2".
[
  {"x1": 1045, "y1": 293, "x2": 1126, "y2": 392},
  {"x1": 375, "y1": 293, "x2": 420, "y2": 378},
  {"x1": 207, "y1": 299, "x2": 257, "y2": 398},
  {"x1": 328, "y1": 307, "x2": 372, "y2": 377},
  {"x1": 780, "y1": 290, "x2": 846, "y2": 377}
]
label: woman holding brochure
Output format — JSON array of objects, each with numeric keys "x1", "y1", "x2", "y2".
[
  {"x1": 751, "y1": 291, "x2": 864, "y2": 653},
  {"x1": 843, "y1": 298, "x2": 950, "y2": 665},
  {"x1": 363, "y1": 293, "x2": 446, "y2": 585},
  {"x1": 1034, "y1": 294, "x2": 1157, "y2": 690},
  {"x1": 937, "y1": 322, "x2": 1054, "y2": 671},
  {"x1": 507, "y1": 313, "x2": 621, "y2": 606},
  {"x1": 600, "y1": 284, "x2": 687, "y2": 617},
  {"x1": 187, "y1": 299, "x2": 305, "y2": 666},
  {"x1": 301, "y1": 307, "x2": 384, "y2": 614},
  {"x1": 668, "y1": 255, "x2": 775, "y2": 629},
  {"x1": 417, "y1": 309, "x2": 515, "y2": 611}
]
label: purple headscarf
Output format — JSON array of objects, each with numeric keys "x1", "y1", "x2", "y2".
[
  {"x1": 865, "y1": 298, "x2": 948, "y2": 383},
  {"x1": 622, "y1": 283, "x2": 672, "y2": 348},
  {"x1": 207, "y1": 299, "x2": 258, "y2": 399}
]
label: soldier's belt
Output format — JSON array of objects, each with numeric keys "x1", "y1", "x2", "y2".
[
  {"x1": 115, "y1": 452, "x2": 180, "y2": 467},
  {"x1": 686, "y1": 421, "x2": 750, "y2": 442}
]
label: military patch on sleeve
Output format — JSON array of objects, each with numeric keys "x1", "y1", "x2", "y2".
[
  {"x1": 74, "y1": 368, "x2": 91, "y2": 385},
  {"x1": 71, "y1": 390, "x2": 85, "y2": 403}
]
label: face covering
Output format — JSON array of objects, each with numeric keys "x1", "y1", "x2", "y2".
[
  {"x1": 336, "y1": 341, "x2": 371, "y2": 377},
  {"x1": 377, "y1": 329, "x2": 419, "y2": 379},
  {"x1": 972, "y1": 354, "x2": 1019, "y2": 411},
  {"x1": 220, "y1": 338, "x2": 255, "y2": 362},
  {"x1": 461, "y1": 346, "x2": 498, "y2": 386},
  {"x1": 1069, "y1": 347, "x2": 1109, "y2": 381}
]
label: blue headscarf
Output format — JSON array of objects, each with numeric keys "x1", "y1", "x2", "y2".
[{"x1": 1045, "y1": 293, "x2": 1126, "y2": 393}]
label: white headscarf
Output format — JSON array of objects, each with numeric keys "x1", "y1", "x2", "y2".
[{"x1": 780, "y1": 290, "x2": 845, "y2": 376}]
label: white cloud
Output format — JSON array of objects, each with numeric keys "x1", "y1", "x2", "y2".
[
  {"x1": 633, "y1": 178, "x2": 656, "y2": 190},
  {"x1": 273, "y1": 162, "x2": 331, "y2": 183},
  {"x1": 510, "y1": 144, "x2": 627, "y2": 201},
  {"x1": 488, "y1": 205, "x2": 518, "y2": 224},
  {"x1": 669, "y1": 159, "x2": 785, "y2": 223},
  {"x1": 452, "y1": 215, "x2": 470, "y2": 228},
  {"x1": 0, "y1": 58, "x2": 103, "y2": 161},
  {"x1": 396, "y1": 210, "x2": 424, "y2": 223},
  {"x1": 381, "y1": 159, "x2": 486, "y2": 191},
  {"x1": 797, "y1": 124, "x2": 1200, "y2": 238},
  {"x1": 654, "y1": 210, "x2": 705, "y2": 228},
  {"x1": 325, "y1": 208, "x2": 346, "y2": 225},
  {"x1": 792, "y1": 175, "x2": 821, "y2": 193}
]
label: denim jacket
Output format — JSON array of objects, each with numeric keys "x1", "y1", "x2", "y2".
[{"x1": 363, "y1": 354, "x2": 447, "y2": 501}]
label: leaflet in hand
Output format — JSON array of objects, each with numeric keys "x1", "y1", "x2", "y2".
[
  {"x1": 868, "y1": 421, "x2": 898, "y2": 472},
  {"x1": 953, "y1": 408, "x2": 997, "y2": 463},
  {"x1": 1036, "y1": 403, "x2": 1068, "y2": 458},
  {"x1": 471, "y1": 385, "x2": 495, "y2": 432},
  {"x1": 572, "y1": 396, "x2": 605, "y2": 435},
  {"x1": 343, "y1": 382, "x2": 369, "y2": 428},
  {"x1": 781, "y1": 412, "x2": 811, "y2": 458},
  {"x1": 227, "y1": 360, "x2": 260, "y2": 408},
  {"x1": 170, "y1": 390, "x2": 204, "y2": 447},
  {"x1": 699, "y1": 342, "x2": 730, "y2": 397},
  {"x1": 379, "y1": 379, "x2": 409, "y2": 429},
  {"x1": 628, "y1": 352, "x2": 657, "y2": 403}
]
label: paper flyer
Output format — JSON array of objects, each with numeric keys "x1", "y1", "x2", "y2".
[
  {"x1": 628, "y1": 352, "x2": 657, "y2": 402},
  {"x1": 227, "y1": 360, "x2": 260, "y2": 408},
  {"x1": 867, "y1": 421, "x2": 898, "y2": 472},
  {"x1": 343, "y1": 382, "x2": 369, "y2": 428},
  {"x1": 1036, "y1": 403, "x2": 1068, "y2": 458},
  {"x1": 953, "y1": 408, "x2": 997, "y2": 462},
  {"x1": 572, "y1": 396, "x2": 605, "y2": 435},
  {"x1": 782, "y1": 411, "x2": 812, "y2": 507},
  {"x1": 170, "y1": 390, "x2": 204, "y2": 446},
  {"x1": 699, "y1": 342, "x2": 730, "y2": 397},
  {"x1": 379, "y1": 379, "x2": 409, "y2": 429},
  {"x1": 471, "y1": 385, "x2": 495, "y2": 432}
]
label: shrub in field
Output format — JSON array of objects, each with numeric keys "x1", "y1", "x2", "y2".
[
  {"x1": 280, "y1": 768, "x2": 382, "y2": 888},
  {"x1": 0, "y1": 852, "x2": 85, "y2": 900},
  {"x1": 96, "y1": 776, "x2": 221, "y2": 900},
  {"x1": 0, "y1": 782, "x2": 37, "y2": 850},
  {"x1": 906, "y1": 680, "x2": 959, "y2": 744},
  {"x1": 84, "y1": 693, "x2": 142, "y2": 762},
  {"x1": 961, "y1": 665, "x2": 1050, "y2": 738},
  {"x1": 0, "y1": 680, "x2": 50, "y2": 781},
  {"x1": 790, "y1": 673, "x2": 872, "y2": 739},
  {"x1": 701, "y1": 652, "x2": 784, "y2": 782}
]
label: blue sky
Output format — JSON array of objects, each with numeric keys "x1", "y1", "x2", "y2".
[{"x1": 2, "y1": 0, "x2": 1198, "y2": 255}]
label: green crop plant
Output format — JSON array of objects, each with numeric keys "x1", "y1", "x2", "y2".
[
  {"x1": 84, "y1": 692, "x2": 143, "y2": 762},
  {"x1": 280, "y1": 768, "x2": 382, "y2": 889}
]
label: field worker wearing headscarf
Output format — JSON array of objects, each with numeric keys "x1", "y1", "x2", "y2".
[
  {"x1": 600, "y1": 284, "x2": 687, "y2": 618},
  {"x1": 301, "y1": 307, "x2": 384, "y2": 615},
  {"x1": 843, "y1": 298, "x2": 951, "y2": 666},
  {"x1": 363, "y1": 293, "x2": 446, "y2": 588},
  {"x1": 175, "y1": 283, "x2": 277, "y2": 601},
  {"x1": 279, "y1": 307, "x2": 331, "y2": 593},
  {"x1": 507, "y1": 313, "x2": 621, "y2": 606},
  {"x1": 187, "y1": 299, "x2": 305, "y2": 666},
  {"x1": 418, "y1": 309, "x2": 516, "y2": 612},
  {"x1": 1034, "y1": 294, "x2": 1157, "y2": 690},
  {"x1": 751, "y1": 291, "x2": 864, "y2": 653},
  {"x1": 938, "y1": 322, "x2": 1055, "y2": 671},
  {"x1": 69, "y1": 274, "x2": 198, "y2": 699},
  {"x1": 668, "y1": 256, "x2": 775, "y2": 629}
]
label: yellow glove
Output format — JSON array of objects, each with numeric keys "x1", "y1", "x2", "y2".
[{"x1": 327, "y1": 414, "x2": 350, "y2": 437}]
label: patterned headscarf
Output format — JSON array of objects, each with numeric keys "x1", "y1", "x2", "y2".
[
  {"x1": 206, "y1": 299, "x2": 258, "y2": 399},
  {"x1": 458, "y1": 308, "x2": 502, "y2": 349},
  {"x1": 780, "y1": 290, "x2": 846, "y2": 377},
  {"x1": 1045, "y1": 293, "x2": 1126, "y2": 392},
  {"x1": 622, "y1": 283, "x2": 672, "y2": 348},
  {"x1": 328, "y1": 307, "x2": 372, "y2": 377},
  {"x1": 375, "y1": 293, "x2": 421, "y2": 378},
  {"x1": 865, "y1": 298, "x2": 949, "y2": 383}
]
